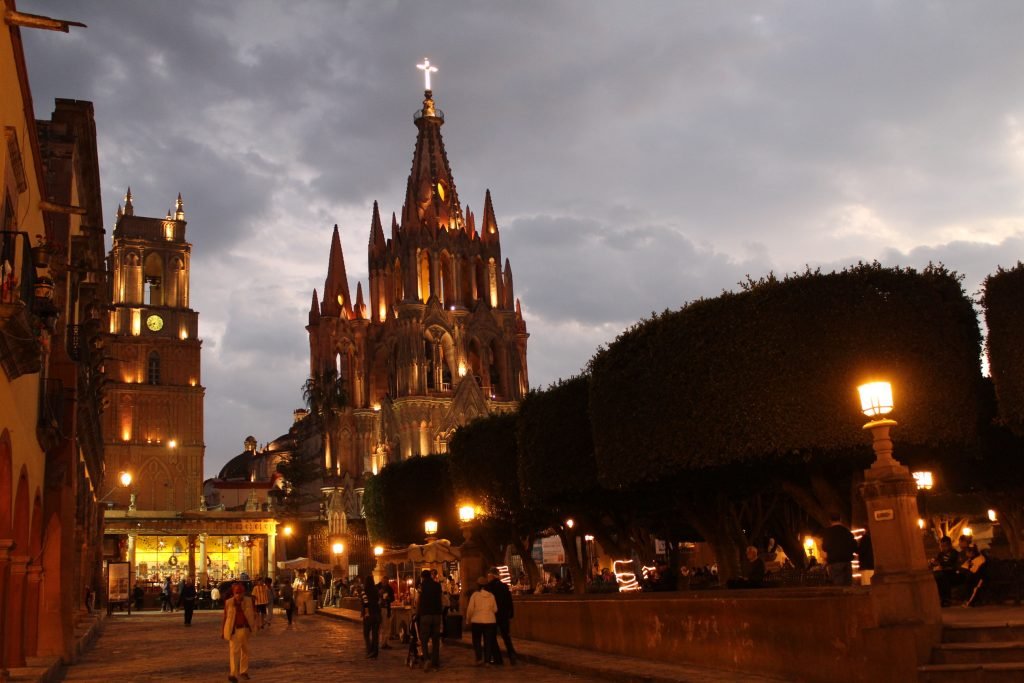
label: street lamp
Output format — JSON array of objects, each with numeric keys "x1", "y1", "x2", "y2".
[
  {"x1": 424, "y1": 519, "x2": 438, "y2": 541},
  {"x1": 458, "y1": 505, "x2": 476, "y2": 524},
  {"x1": 912, "y1": 471, "x2": 934, "y2": 490},
  {"x1": 282, "y1": 524, "x2": 293, "y2": 560},
  {"x1": 374, "y1": 545, "x2": 384, "y2": 557},
  {"x1": 857, "y1": 381, "x2": 899, "y2": 468},
  {"x1": 99, "y1": 470, "x2": 133, "y2": 504},
  {"x1": 332, "y1": 540, "x2": 345, "y2": 572}
]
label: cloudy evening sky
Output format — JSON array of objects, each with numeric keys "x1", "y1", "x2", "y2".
[{"x1": 20, "y1": 1, "x2": 1024, "y2": 478}]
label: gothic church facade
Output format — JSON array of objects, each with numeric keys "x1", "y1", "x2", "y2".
[{"x1": 307, "y1": 86, "x2": 529, "y2": 482}]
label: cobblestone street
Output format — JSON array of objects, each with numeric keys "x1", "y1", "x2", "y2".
[{"x1": 63, "y1": 610, "x2": 599, "y2": 682}]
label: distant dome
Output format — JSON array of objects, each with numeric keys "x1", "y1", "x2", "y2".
[{"x1": 217, "y1": 450, "x2": 253, "y2": 480}]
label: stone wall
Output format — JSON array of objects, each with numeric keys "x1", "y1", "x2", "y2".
[{"x1": 512, "y1": 588, "x2": 932, "y2": 683}]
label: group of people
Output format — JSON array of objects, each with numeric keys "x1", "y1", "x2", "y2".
[
  {"x1": 930, "y1": 534, "x2": 988, "y2": 607},
  {"x1": 727, "y1": 516, "x2": 871, "y2": 589},
  {"x1": 356, "y1": 566, "x2": 518, "y2": 673},
  {"x1": 464, "y1": 567, "x2": 518, "y2": 668}
]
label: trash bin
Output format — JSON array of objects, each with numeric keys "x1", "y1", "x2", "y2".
[{"x1": 443, "y1": 613, "x2": 463, "y2": 639}]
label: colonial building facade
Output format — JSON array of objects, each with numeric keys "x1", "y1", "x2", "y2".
[
  {"x1": 2, "y1": 3, "x2": 109, "y2": 670},
  {"x1": 102, "y1": 191, "x2": 205, "y2": 511},
  {"x1": 306, "y1": 83, "x2": 529, "y2": 483}
]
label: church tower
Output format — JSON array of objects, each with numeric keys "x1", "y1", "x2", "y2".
[
  {"x1": 306, "y1": 61, "x2": 529, "y2": 484},
  {"x1": 103, "y1": 190, "x2": 205, "y2": 510}
]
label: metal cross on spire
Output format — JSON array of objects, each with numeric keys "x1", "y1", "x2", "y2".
[{"x1": 417, "y1": 58, "x2": 438, "y2": 91}]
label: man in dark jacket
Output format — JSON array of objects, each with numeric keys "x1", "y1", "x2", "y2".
[
  {"x1": 821, "y1": 514, "x2": 858, "y2": 586},
  {"x1": 361, "y1": 575, "x2": 381, "y2": 658},
  {"x1": 487, "y1": 568, "x2": 518, "y2": 665},
  {"x1": 418, "y1": 570, "x2": 443, "y2": 671}
]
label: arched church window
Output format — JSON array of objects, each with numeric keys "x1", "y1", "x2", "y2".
[
  {"x1": 394, "y1": 259, "x2": 404, "y2": 304},
  {"x1": 424, "y1": 339, "x2": 436, "y2": 390},
  {"x1": 418, "y1": 250, "x2": 431, "y2": 302},
  {"x1": 143, "y1": 252, "x2": 164, "y2": 306},
  {"x1": 147, "y1": 352, "x2": 161, "y2": 385}
]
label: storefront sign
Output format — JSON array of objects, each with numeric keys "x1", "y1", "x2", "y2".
[
  {"x1": 108, "y1": 561, "x2": 130, "y2": 602},
  {"x1": 541, "y1": 535, "x2": 565, "y2": 564}
]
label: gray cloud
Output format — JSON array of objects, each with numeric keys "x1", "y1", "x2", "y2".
[{"x1": 21, "y1": 0, "x2": 1024, "y2": 475}]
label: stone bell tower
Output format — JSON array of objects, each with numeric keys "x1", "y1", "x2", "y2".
[{"x1": 103, "y1": 190, "x2": 204, "y2": 511}]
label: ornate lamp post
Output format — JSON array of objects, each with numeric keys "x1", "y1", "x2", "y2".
[
  {"x1": 373, "y1": 544, "x2": 386, "y2": 583},
  {"x1": 456, "y1": 502, "x2": 484, "y2": 619},
  {"x1": 331, "y1": 540, "x2": 345, "y2": 577},
  {"x1": 424, "y1": 519, "x2": 438, "y2": 543},
  {"x1": 855, "y1": 381, "x2": 940, "y2": 632}
]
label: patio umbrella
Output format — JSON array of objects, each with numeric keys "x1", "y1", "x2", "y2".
[{"x1": 276, "y1": 556, "x2": 332, "y2": 570}]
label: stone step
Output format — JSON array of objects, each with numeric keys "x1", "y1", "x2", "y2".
[
  {"x1": 918, "y1": 662, "x2": 1024, "y2": 683},
  {"x1": 942, "y1": 624, "x2": 1024, "y2": 643},
  {"x1": 932, "y1": 641, "x2": 1024, "y2": 665}
]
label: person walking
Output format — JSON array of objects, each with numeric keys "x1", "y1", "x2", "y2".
[
  {"x1": 181, "y1": 580, "x2": 197, "y2": 626},
  {"x1": 378, "y1": 577, "x2": 394, "y2": 649},
  {"x1": 261, "y1": 577, "x2": 274, "y2": 625},
  {"x1": 279, "y1": 580, "x2": 295, "y2": 627},
  {"x1": 821, "y1": 514, "x2": 858, "y2": 586},
  {"x1": 417, "y1": 569, "x2": 444, "y2": 672},
  {"x1": 361, "y1": 575, "x2": 382, "y2": 659},
  {"x1": 251, "y1": 577, "x2": 270, "y2": 630},
  {"x1": 160, "y1": 576, "x2": 173, "y2": 612},
  {"x1": 222, "y1": 582, "x2": 256, "y2": 683},
  {"x1": 176, "y1": 576, "x2": 187, "y2": 611},
  {"x1": 487, "y1": 567, "x2": 518, "y2": 665},
  {"x1": 466, "y1": 576, "x2": 498, "y2": 665}
]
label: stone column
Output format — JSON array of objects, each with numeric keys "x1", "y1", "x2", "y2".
[
  {"x1": 187, "y1": 534, "x2": 197, "y2": 584},
  {"x1": 198, "y1": 534, "x2": 208, "y2": 587},
  {"x1": 126, "y1": 532, "x2": 137, "y2": 587},
  {"x1": 266, "y1": 531, "x2": 276, "y2": 580},
  {"x1": 458, "y1": 530, "x2": 485, "y2": 618},
  {"x1": 859, "y1": 419, "x2": 942, "y2": 681},
  {"x1": 23, "y1": 565, "x2": 43, "y2": 657},
  {"x1": 0, "y1": 539, "x2": 14, "y2": 678},
  {"x1": 5, "y1": 555, "x2": 30, "y2": 668}
]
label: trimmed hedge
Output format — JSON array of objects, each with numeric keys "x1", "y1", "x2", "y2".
[
  {"x1": 983, "y1": 263, "x2": 1024, "y2": 436},
  {"x1": 517, "y1": 376, "x2": 600, "y2": 507},
  {"x1": 589, "y1": 263, "x2": 983, "y2": 487},
  {"x1": 449, "y1": 413, "x2": 523, "y2": 525},
  {"x1": 363, "y1": 454, "x2": 458, "y2": 545}
]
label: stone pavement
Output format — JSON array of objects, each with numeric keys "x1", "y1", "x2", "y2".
[{"x1": 60, "y1": 609, "x2": 600, "y2": 682}]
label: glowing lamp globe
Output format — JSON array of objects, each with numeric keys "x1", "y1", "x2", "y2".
[
  {"x1": 424, "y1": 519, "x2": 438, "y2": 536},
  {"x1": 912, "y1": 471, "x2": 934, "y2": 490},
  {"x1": 332, "y1": 542, "x2": 344, "y2": 555},
  {"x1": 118, "y1": 471, "x2": 133, "y2": 488},
  {"x1": 858, "y1": 382, "x2": 894, "y2": 418},
  {"x1": 458, "y1": 505, "x2": 476, "y2": 523},
  {"x1": 374, "y1": 545, "x2": 384, "y2": 557},
  {"x1": 988, "y1": 509, "x2": 998, "y2": 522},
  {"x1": 283, "y1": 525, "x2": 294, "y2": 537}
]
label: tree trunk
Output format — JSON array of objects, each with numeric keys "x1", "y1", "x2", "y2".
[
  {"x1": 557, "y1": 529, "x2": 587, "y2": 594},
  {"x1": 511, "y1": 534, "x2": 541, "y2": 589}
]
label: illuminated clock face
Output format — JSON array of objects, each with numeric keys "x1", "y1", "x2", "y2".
[{"x1": 146, "y1": 314, "x2": 164, "y2": 332}]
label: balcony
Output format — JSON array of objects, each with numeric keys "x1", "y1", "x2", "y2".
[{"x1": 0, "y1": 230, "x2": 58, "y2": 379}]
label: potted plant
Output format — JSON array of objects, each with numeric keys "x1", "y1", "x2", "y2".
[
  {"x1": 33, "y1": 276, "x2": 55, "y2": 300},
  {"x1": 32, "y1": 234, "x2": 63, "y2": 268}
]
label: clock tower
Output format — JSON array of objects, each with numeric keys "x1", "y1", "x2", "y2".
[{"x1": 103, "y1": 190, "x2": 204, "y2": 511}]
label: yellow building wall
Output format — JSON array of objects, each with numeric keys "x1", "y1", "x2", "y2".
[{"x1": 1, "y1": 0, "x2": 49, "y2": 533}]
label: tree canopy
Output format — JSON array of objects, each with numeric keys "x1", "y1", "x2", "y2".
[
  {"x1": 983, "y1": 263, "x2": 1024, "y2": 436},
  {"x1": 363, "y1": 454, "x2": 458, "y2": 546},
  {"x1": 588, "y1": 263, "x2": 984, "y2": 488}
]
